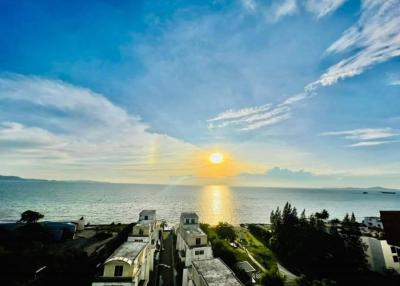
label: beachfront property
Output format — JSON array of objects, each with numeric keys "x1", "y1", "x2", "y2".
[
  {"x1": 361, "y1": 211, "x2": 400, "y2": 274},
  {"x1": 183, "y1": 258, "x2": 243, "y2": 286},
  {"x1": 92, "y1": 241, "x2": 150, "y2": 286},
  {"x1": 177, "y1": 212, "x2": 243, "y2": 286},
  {"x1": 129, "y1": 209, "x2": 161, "y2": 272},
  {"x1": 362, "y1": 237, "x2": 400, "y2": 274},
  {"x1": 92, "y1": 210, "x2": 161, "y2": 286},
  {"x1": 176, "y1": 212, "x2": 213, "y2": 267},
  {"x1": 362, "y1": 217, "x2": 383, "y2": 229}
]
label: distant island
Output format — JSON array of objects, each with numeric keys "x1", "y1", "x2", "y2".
[{"x1": 0, "y1": 175, "x2": 399, "y2": 192}]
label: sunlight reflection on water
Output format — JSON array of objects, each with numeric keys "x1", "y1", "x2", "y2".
[{"x1": 199, "y1": 185, "x2": 237, "y2": 225}]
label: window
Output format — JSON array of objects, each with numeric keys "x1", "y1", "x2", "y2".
[
  {"x1": 139, "y1": 229, "x2": 144, "y2": 235},
  {"x1": 393, "y1": 256, "x2": 399, "y2": 263},
  {"x1": 196, "y1": 238, "x2": 201, "y2": 245},
  {"x1": 145, "y1": 215, "x2": 148, "y2": 220},
  {"x1": 114, "y1": 265, "x2": 123, "y2": 277},
  {"x1": 195, "y1": 250, "x2": 204, "y2": 255},
  {"x1": 185, "y1": 219, "x2": 190, "y2": 224},
  {"x1": 391, "y1": 246, "x2": 396, "y2": 253},
  {"x1": 191, "y1": 218, "x2": 196, "y2": 224}
]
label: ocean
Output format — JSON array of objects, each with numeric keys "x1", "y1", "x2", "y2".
[{"x1": 0, "y1": 180, "x2": 399, "y2": 225}]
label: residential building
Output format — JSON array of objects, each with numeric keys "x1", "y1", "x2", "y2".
[
  {"x1": 380, "y1": 211, "x2": 400, "y2": 247},
  {"x1": 362, "y1": 217, "x2": 383, "y2": 229},
  {"x1": 129, "y1": 210, "x2": 161, "y2": 272},
  {"x1": 236, "y1": 261, "x2": 256, "y2": 284},
  {"x1": 92, "y1": 241, "x2": 150, "y2": 286},
  {"x1": 176, "y1": 213, "x2": 213, "y2": 267},
  {"x1": 361, "y1": 211, "x2": 400, "y2": 274},
  {"x1": 93, "y1": 210, "x2": 161, "y2": 286},
  {"x1": 183, "y1": 258, "x2": 243, "y2": 286}
]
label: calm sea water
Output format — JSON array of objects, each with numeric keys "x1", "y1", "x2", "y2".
[{"x1": 0, "y1": 181, "x2": 399, "y2": 225}]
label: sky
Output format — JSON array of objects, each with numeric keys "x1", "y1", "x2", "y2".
[{"x1": 0, "y1": 0, "x2": 399, "y2": 188}]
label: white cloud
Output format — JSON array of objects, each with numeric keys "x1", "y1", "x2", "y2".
[
  {"x1": 387, "y1": 74, "x2": 400, "y2": 86},
  {"x1": 240, "y1": 0, "x2": 257, "y2": 11},
  {"x1": 309, "y1": 0, "x2": 400, "y2": 87},
  {"x1": 273, "y1": 0, "x2": 298, "y2": 21},
  {"x1": 0, "y1": 75, "x2": 198, "y2": 182},
  {"x1": 208, "y1": 92, "x2": 308, "y2": 131},
  {"x1": 304, "y1": 0, "x2": 347, "y2": 18},
  {"x1": 322, "y1": 128, "x2": 397, "y2": 141},
  {"x1": 348, "y1": 141, "x2": 396, "y2": 147},
  {"x1": 322, "y1": 128, "x2": 399, "y2": 147},
  {"x1": 208, "y1": 104, "x2": 272, "y2": 122}
]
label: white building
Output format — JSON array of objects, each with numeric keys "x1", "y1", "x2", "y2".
[
  {"x1": 92, "y1": 241, "x2": 151, "y2": 286},
  {"x1": 183, "y1": 258, "x2": 243, "y2": 286},
  {"x1": 176, "y1": 213, "x2": 213, "y2": 267},
  {"x1": 92, "y1": 210, "x2": 161, "y2": 286},
  {"x1": 362, "y1": 236, "x2": 400, "y2": 274},
  {"x1": 129, "y1": 210, "x2": 161, "y2": 272},
  {"x1": 362, "y1": 217, "x2": 383, "y2": 229}
]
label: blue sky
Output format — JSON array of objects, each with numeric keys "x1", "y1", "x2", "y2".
[{"x1": 0, "y1": 0, "x2": 399, "y2": 187}]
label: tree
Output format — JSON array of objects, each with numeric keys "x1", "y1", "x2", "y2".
[
  {"x1": 261, "y1": 270, "x2": 285, "y2": 286},
  {"x1": 216, "y1": 222, "x2": 236, "y2": 242},
  {"x1": 19, "y1": 210, "x2": 44, "y2": 224},
  {"x1": 315, "y1": 210, "x2": 329, "y2": 220}
]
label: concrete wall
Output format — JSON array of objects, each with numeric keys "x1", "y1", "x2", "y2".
[
  {"x1": 381, "y1": 240, "x2": 400, "y2": 273},
  {"x1": 184, "y1": 234, "x2": 207, "y2": 247},
  {"x1": 103, "y1": 261, "x2": 134, "y2": 277}
]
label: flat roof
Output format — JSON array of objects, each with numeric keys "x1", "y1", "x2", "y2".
[
  {"x1": 181, "y1": 212, "x2": 199, "y2": 219},
  {"x1": 193, "y1": 258, "x2": 243, "y2": 286},
  {"x1": 140, "y1": 210, "x2": 156, "y2": 216},
  {"x1": 105, "y1": 241, "x2": 147, "y2": 265},
  {"x1": 236, "y1": 261, "x2": 256, "y2": 273},
  {"x1": 184, "y1": 225, "x2": 205, "y2": 236}
]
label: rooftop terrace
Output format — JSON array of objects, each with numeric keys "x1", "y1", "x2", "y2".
[
  {"x1": 193, "y1": 258, "x2": 243, "y2": 286},
  {"x1": 105, "y1": 241, "x2": 147, "y2": 265}
]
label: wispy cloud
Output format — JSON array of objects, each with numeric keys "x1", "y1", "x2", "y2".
[
  {"x1": 387, "y1": 73, "x2": 400, "y2": 86},
  {"x1": 322, "y1": 128, "x2": 397, "y2": 141},
  {"x1": 210, "y1": 0, "x2": 400, "y2": 132},
  {"x1": 309, "y1": 0, "x2": 400, "y2": 88},
  {"x1": 0, "y1": 74, "x2": 198, "y2": 182},
  {"x1": 322, "y1": 128, "x2": 399, "y2": 147},
  {"x1": 304, "y1": 0, "x2": 347, "y2": 18},
  {"x1": 348, "y1": 141, "x2": 397, "y2": 147},
  {"x1": 208, "y1": 92, "x2": 308, "y2": 131},
  {"x1": 273, "y1": 0, "x2": 298, "y2": 21},
  {"x1": 240, "y1": 0, "x2": 257, "y2": 11}
]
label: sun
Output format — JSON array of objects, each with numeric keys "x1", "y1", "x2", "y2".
[{"x1": 209, "y1": 152, "x2": 224, "y2": 164}]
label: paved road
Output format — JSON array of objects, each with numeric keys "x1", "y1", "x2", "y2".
[{"x1": 157, "y1": 232, "x2": 176, "y2": 286}]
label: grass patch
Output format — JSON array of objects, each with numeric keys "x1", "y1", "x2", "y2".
[{"x1": 236, "y1": 227, "x2": 277, "y2": 271}]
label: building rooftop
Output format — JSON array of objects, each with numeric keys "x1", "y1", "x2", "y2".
[
  {"x1": 236, "y1": 261, "x2": 256, "y2": 273},
  {"x1": 380, "y1": 211, "x2": 400, "y2": 247},
  {"x1": 184, "y1": 225, "x2": 206, "y2": 236},
  {"x1": 193, "y1": 258, "x2": 243, "y2": 286},
  {"x1": 181, "y1": 212, "x2": 199, "y2": 219},
  {"x1": 105, "y1": 242, "x2": 147, "y2": 265},
  {"x1": 140, "y1": 210, "x2": 156, "y2": 216}
]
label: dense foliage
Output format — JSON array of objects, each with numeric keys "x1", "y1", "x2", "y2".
[
  {"x1": 247, "y1": 224, "x2": 272, "y2": 246},
  {"x1": 19, "y1": 210, "x2": 44, "y2": 224},
  {"x1": 215, "y1": 222, "x2": 237, "y2": 242},
  {"x1": 0, "y1": 210, "x2": 133, "y2": 286},
  {"x1": 270, "y1": 203, "x2": 370, "y2": 286}
]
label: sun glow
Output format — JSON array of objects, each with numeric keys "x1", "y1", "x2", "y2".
[{"x1": 209, "y1": 152, "x2": 224, "y2": 164}]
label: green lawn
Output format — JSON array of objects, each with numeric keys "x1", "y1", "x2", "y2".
[
  {"x1": 235, "y1": 227, "x2": 277, "y2": 271},
  {"x1": 201, "y1": 223, "x2": 277, "y2": 273}
]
